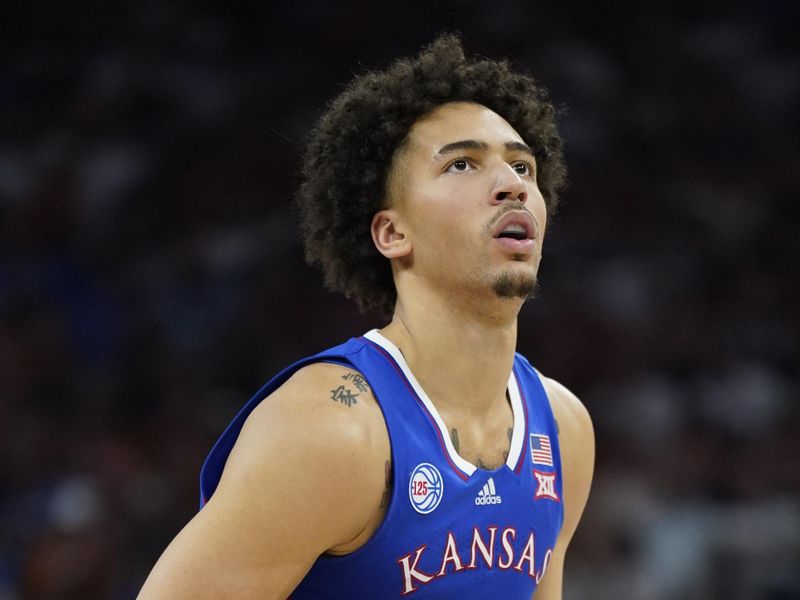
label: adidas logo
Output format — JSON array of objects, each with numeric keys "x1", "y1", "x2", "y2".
[{"x1": 474, "y1": 477, "x2": 502, "y2": 506}]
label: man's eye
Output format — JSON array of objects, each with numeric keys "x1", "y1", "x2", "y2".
[
  {"x1": 446, "y1": 158, "x2": 474, "y2": 173},
  {"x1": 512, "y1": 161, "x2": 535, "y2": 176}
]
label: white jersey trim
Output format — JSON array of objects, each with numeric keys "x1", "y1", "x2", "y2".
[{"x1": 363, "y1": 329, "x2": 526, "y2": 477}]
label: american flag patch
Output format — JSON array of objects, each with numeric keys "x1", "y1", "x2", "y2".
[{"x1": 529, "y1": 434, "x2": 553, "y2": 466}]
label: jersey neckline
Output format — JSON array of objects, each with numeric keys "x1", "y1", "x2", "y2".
[{"x1": 363, "y1": 329, "x2": 526, "y2": 479}]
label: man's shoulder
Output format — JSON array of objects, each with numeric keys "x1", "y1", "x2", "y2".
[
  {"x1": 231, "y1": 362, "x2": 388, "y2": 478},
  {"x1": 243, "y1": 360, "x2": 384, "y2": 448},
  {"x1": 537, "y1": 374, "x2": 592, "y2": 434},
  {"x1": 512, "y1": 355, "x2": 592, "y2": 427},
  {"x1": 537, "y1": 373, "x2": 594, "y2": 512},
  {"x1": 282, "y1": 360, "x2": 371, "y2": 390},
  {"x1": 272, "y1": 360, "x2": 377, "y2": 412},
  {"x1": 219, "y1": 360, "x2": 390, "y2": 531}
]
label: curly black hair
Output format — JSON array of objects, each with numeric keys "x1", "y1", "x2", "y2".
[{"x1": 296, "y1": 33, "x2": 566, "y2": 317}]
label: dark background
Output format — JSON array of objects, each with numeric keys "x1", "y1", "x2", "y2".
[{"x1": 1, "y1": 2, "x2": 798, "y2": 598}]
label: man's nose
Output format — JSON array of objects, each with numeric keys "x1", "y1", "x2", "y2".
[{"x1": 491, "y1": 166, "x2": 528, "y2": 205}]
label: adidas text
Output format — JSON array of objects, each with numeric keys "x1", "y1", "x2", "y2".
[
  {"x1": 475, "y1": 477, "x2": 502, "y2": 506},
  {"x1": 475, "y1": 495, "x2": 503, "y2": 505}
]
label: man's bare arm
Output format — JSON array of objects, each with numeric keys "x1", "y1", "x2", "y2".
[
  {"x1": 532, "y1": 377, "x2": 595, "y2": 600},
  {"x1": 138, "y1": 363, "x2": 389, "y2": 599}
]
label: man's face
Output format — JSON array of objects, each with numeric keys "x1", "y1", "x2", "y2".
[{"x1": 388, "y1": 101, "x2": 548, "y2": 304}]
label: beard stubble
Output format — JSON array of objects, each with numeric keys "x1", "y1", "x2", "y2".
[{"x1": 491, "y1": 267, "x2": 539, "y2": 300}]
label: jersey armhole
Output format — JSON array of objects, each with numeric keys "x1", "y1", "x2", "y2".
[{"x1": 199, "y1": 355, "x2": 358, "y2": 507}]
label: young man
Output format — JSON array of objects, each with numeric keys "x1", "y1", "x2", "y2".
[{"x1": 140, "y1": 34, "x2": 594, "y2": 599}]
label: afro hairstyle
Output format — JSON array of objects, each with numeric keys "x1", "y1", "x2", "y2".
[{"x1": 296, "y1": 33, "x2": 566, "y2": 317}]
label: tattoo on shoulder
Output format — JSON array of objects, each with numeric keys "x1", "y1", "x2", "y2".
[
  {"x1": 341, "y1": 371, "x2": 370, "y2": 393},
  {"x1": 555, "y1": 418, "x2": 560, "y2": 435},
  {"x1": 329, "y1": 384, "x2": 359, "y2": 407},
  {"x1": 328, "y1": 371, "x2": 370, "y2": 407}
]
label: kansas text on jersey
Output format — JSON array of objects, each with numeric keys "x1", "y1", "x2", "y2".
[{"x1": 200, "y1": 330, "x2": 564, "y2": 598}]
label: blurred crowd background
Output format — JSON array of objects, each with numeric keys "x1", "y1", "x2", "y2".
[{"x1": 1, "y1": 1, "x2": 798, "y2": 598}]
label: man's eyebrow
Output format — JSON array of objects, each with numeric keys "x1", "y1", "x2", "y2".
[
  {"x1": 435, "y1": 139, "x2": 536, "y2": 158},
  {"x1": 436, "y1": 139, "x2": 489, "y2": 156},
  {"x1": 505, "y1": 141, "x2": 535, "y2": 157}
]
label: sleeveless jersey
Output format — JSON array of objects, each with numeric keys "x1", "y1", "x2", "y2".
[{"x1": 200, "y1": 329, "x2": 564, "y2": 598}]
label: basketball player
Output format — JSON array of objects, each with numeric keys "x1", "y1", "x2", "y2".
[{"x1": 140, "y1": 34, "x2": 594, "y2": 599}]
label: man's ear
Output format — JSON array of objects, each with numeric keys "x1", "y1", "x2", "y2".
[{"x1": 371, "y1": 209, "x2": 411, "y2": 259}]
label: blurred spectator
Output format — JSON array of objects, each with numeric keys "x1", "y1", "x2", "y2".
[{"x1": 1, "y1": 1, "x2": 798, "y2": 598}]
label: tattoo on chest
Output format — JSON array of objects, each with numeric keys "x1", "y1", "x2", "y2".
[
  {"x1": 502, "y1": 427, "x2": 512, "y2": 462},
  {"x1": 449, "y1": 427, "x2": 511, "y2": 470},
  {"x1": 450, "y1": 428, "x2": 460, "y2": 452},
  {"x1": 379, "y1": 459, "x2": 392, "y2": 508}
]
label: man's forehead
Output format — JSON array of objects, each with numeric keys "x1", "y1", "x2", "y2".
[{"x1": 407, "y1": 101, "x2": 525, "y2": 150}]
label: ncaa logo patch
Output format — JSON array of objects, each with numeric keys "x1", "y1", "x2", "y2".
[{"x1": 409, "y1": 463, "x2": 444, "y2": 514}]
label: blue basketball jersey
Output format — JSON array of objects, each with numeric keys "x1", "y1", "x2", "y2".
[{"x1": 200, "y1": 330, "x2": 564, "y2": 598}]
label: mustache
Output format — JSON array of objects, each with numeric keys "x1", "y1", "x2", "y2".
[{"x1": 486, "y1": 201, "x2": 533, "y2": 231}]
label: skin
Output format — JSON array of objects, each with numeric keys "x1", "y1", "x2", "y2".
[{"x1": 139, "y1": 101, "x2": 594, "y2": 599}]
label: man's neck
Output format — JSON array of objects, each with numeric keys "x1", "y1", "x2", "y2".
[{"x1": 379, "y1": 286, "x2": 521, "y2": 416}]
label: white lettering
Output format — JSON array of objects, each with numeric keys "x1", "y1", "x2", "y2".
[
  {"x1": 397, "y1": 527, "x2": 545, "y2": 592},
  {"x1": 497, "y1": 527, "x2": 516, "y2": 569},
  {"x1": 468, "y1": 526, "x2": 497, "y2": 569},
  {"x1": 397, "y1": 545, "x2": 435, "y2": 595},
  {"x1": 536, "y1": 548, "x2": 553, "y2": 584},
  {"x1": 513, "y1": 532, "x2": 536, "y2": 577},
  {"x1": 474, "y1": 495, "x2": 503, "y2": 505},
  {"x1": 437, "y1": 532, "x2": 465, "y2": 576}
]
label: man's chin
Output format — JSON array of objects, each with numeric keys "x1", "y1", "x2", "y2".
[{"x1": 491, "y1": 272, "x2": 539, "y2": 300}]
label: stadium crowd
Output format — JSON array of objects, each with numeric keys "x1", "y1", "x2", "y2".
[{"x1": 1, "y1": 2, "x2": 798, "y2": 598}]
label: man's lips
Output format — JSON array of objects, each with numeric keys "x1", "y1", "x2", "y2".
[
  {"x1": 491, "y1": 211, "x2": 536, "y2": 241},
  {"x1": 490, "y1": 210, "x2": 537, "y2": 255}
]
